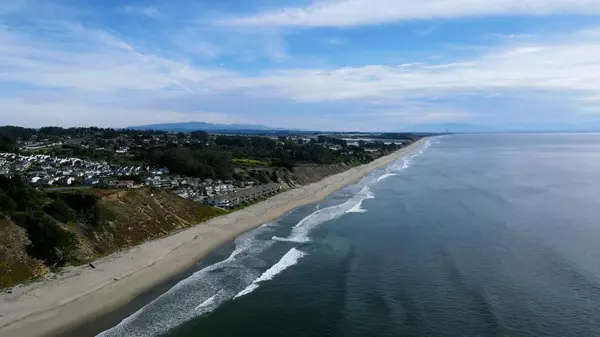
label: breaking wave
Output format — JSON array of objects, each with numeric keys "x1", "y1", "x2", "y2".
[
  {"x1": 97, "y1": 138, "x2": 437, "y2": 337},
  {"x1": 235, "y1": 248, "x2": 306, "y2": 299},
  {"x1": 272, "y1": 186, "x2": 375, "y2": 243},
  {"x1": 194, "y1": 292, "x2": 219, "y2": 311},
  {"x1": 376, "y1": 172, "x2": 398, "y2": 182},
  {"x1": 97, "y1": 223, "x2": 277, "y2": 337},
  {"x1": 380, "y1": 138, "x2": 432, "y2": 177},
  {"x1": 273, "y1": 139, "x2": 436, "y2": 242}
]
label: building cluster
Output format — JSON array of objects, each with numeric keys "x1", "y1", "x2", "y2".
[
  {"x1": 206, "y1": 183, "x2": 281, "y2": 209},
  {"x1": 0, "y1": 152, "x2": 167, "y2": 187},
  {"x1": 0, "y1": 152, "x2": 279, "y2": 209},
  {"x1": 172, "y1": 179, "x2": 258, "y2": 203}
]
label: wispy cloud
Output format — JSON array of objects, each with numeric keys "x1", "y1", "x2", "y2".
[
  {"x1": 215, "y1": 28, "x2": 600, "y2": 103},
  {"x1": 414, "y1": 25, "x2": 439, "y2": 37},
  {"x1": 323, "y1": 38, "x2": 345, "y2": 45},
  {"x1": 120, "y1": 5, "x2": 160, "y2": 19},
  {"x1": 220, "y1": 0, "x2": 600, "y2": 27},
  {"x1": 1, "y1": 0, "x2": 600, "y2": 130},
  {"x1": 0, "y1": 24, "x2": 231, "y2": 92},
  {"x1": 2, "y1": 20, "x2": 600, "y2": 127}
]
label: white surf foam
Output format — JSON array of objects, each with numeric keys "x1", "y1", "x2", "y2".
[
  {"x1": 385, "y1": 158, "x2": 411, "y2": 173},
  {"x1": 234, "y1": 284, "x2": 259, "y2": 299},
  {"x1": 376, "y1": 172, "x2": 398, "y2": 182},
  {"x1": 195, "y1": 293, "x2": 218, "y2": 311},
  {"x1": 271, "y1": 236, "x2": 308, "y2": 243},
  {"x1": 97, "y1": 223, "x2": 277, "y2": 337},
  {"x1": 382, "y1": 139, "x2": 433, "y2": 176},
  {"x1": 273, "y1": 186, "x2": 375, "y2": 243},
  {"x1": 347, "y1": 200, "x2": 367, "y2": 213},
  {"x1": 234, "y1": 248, "x2": 306, "y2": 299}
]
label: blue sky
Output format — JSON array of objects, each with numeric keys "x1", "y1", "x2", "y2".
[{"x1": 1, "y1": 0, "x2": 600, "y2": 131}]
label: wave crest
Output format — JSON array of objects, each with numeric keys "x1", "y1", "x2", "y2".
[
  {"x1": 275, "y1": 186, "x2": 375, "y2": 242},
  {"x1": 234, "y1": 248, "x2": 306, "y2": 299}
]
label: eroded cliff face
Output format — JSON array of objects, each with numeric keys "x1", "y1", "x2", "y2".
[
  {"x1": 0, "y1": 188, "x2": 225, "y2": 288},
  {"x1": 73, "y1": 189, "x2": 225, "y2": 259},
  {"x1": 284, "y1": 163, "x2": 355, "y2": 186}
]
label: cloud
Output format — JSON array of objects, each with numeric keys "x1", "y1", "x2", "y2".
[
  {"x1": 221, "y1": 0, "x2": 600, "y2": 27},
  {"x1": 0, "y1": 98, "x2": 242, "y2": 128},
  {"x1": 215, "y1": 27, "x2": 600, "y2": 103},
  {"x1": 363, "y1": 106, "x2": 471, "y2": 124},
  {"x1": 121, "y1": 5, "x2": 160, "y2": 19},
  {"x1": 579, "y1": 96, "x2": 600, "y2": 101},
  {"x1": 414, "y1": 25, "x2": 439, "y2": 37},
  {"x1": 0, "y1": 25, "x2": 232, "y2": 92},
  {"x1": 323, "y1": 38, "x2": 345, "y2": 45},
  {"x1": 2, "y1": 0, "x2": 600, "y2": 130},
  {"x1": 489, "y1": 33, "x2": 537, "y2": 40},
  {"x1": 3, "y1": 19, "x2": 600, "y2": 105}
]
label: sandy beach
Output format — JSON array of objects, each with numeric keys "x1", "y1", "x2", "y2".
[{"x1": 0, "y1": 139, "x2": 426, "y2": 337}]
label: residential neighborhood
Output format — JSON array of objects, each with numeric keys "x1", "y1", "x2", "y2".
[
  {"x1": 0, "y1": 126, "x2": 418, "y2": 209},
  {"x1": 0, "y1": 151, "x2": 279, "y2": 209}
]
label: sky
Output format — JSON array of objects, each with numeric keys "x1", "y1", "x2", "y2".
[{"x1": 1, "y1": 0, "x2": 600, "y2": 132}]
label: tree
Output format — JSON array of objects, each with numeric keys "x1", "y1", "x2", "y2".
[
  {"x1": 191, "y1": 130, "x2": 209, "y2": 141},
  {"x1": 0, "y1": 135, "x2": 16, "y2": 152},
  {"x1": 44, "y1": 199, "x2": 76, "y2": 223},
  {"x1": 0, "y1": 126, "x2": 36, "y2": 140},
  {"x1": 0, "y1": 192, "x2": 16, "y2": 214},
  {"x1": 147, "y1": 148, "x2": 233, "y2": 180},
  {"x1": 12, "y1": 211, "x2": 78, "y2": 266}
]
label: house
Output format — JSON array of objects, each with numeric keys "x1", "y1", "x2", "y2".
[
  {"x1": 84, "y1": 178, "x2": 100, "y2": 186},
  {"x1": 100, "y1": 177, "x2": 119, "y2": 187},
  {"x1": 207, "y1": 183, "x2": 280, "y2": 209},
  {"x1": 117, "y1": 180, "x2": 135, "y2": 189},
  {"x1": 115, "y1": 146, "x2": 129, "y2": 154},
  {"x1": 37, "y1": 178, "x2": 51, "y2": 186}
]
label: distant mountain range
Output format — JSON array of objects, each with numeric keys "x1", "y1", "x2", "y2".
[{"x1": 127, "y1": 122, "x2": 277, "y2": 132}]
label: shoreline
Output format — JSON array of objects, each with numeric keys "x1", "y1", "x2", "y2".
[{"x1": 0, "y1": 139, "x2": 427, "y2": 337}]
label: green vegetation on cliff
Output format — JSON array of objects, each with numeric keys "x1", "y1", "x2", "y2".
[{"x1": 0, "y1": 176, "x2": 226, "y2": 288}]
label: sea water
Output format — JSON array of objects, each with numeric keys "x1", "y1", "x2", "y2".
[{"x1": 98, "y1": 134, "x2": 600, "y2": 337}]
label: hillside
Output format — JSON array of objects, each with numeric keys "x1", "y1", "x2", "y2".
[
  {"x1": 0, "y1": 220, "x2": 48, "y2": 288},
  {"x1": 0, "y1": 145, "x2": 400, "y2": 288},
  {"x1": 0, "y1": 181, "x2": 226, "y2": 288}
]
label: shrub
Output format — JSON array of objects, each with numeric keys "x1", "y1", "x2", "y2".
[
  {"x1": 12, "y1": 211, "x2": 78, "y2": 266},
  {"x1": 0, "y1": 192, "x2": 16, "y2": 214},
  {"x1": 44, "y1": 199, "x2": 76, "y2": 223}
]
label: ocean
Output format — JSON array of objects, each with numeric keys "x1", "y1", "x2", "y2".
[{"x1": 96, "y1": 134, "x2": 600, "y2": 337}]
